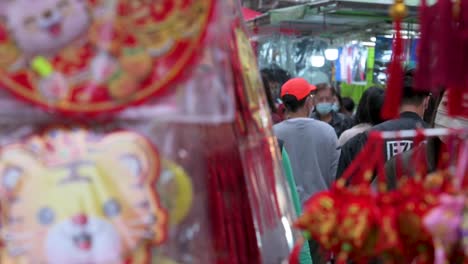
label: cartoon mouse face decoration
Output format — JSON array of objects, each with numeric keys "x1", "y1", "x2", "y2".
[
  {"x1": 0, "y1": 0, "x2": 91, "y2": 64},
  {"x1": 0, "y1": 0, "x2": 215, "y2": 115},
  {"x1": 0, "y1": 128, "x2": 168, "y2": 263}
]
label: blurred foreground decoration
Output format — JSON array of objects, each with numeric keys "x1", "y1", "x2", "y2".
[{"x1": 0, "y1": 1, "x2": 297, "y2": 263}]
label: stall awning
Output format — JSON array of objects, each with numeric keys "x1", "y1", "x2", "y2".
[{"x1": 242, "y1": 7, "x2": 264, "y2": 21}]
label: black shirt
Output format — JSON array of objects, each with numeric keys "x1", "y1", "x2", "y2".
[
  {"x1": 311, "y1": 111, "x2": 354, "y2": 137},
  {"x1": 336, "y1": 112, "x2": 429, "y2": 179}
]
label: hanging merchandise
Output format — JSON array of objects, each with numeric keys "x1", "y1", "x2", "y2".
[
  {"x1": 229, "y1": 8, "x2": 299, "y2": 262},
  {"x1": 0, "y1": 0, "x2": 214, "y2": 115},
  {"x1": 291, "y1": 128, "x2": 468, "y2": 264},
  {"x1": 257, "y1": 34, "x2": 298, "y2": 75},
  {"x1": 338, "y1": 43, "x2": 368, "y2": 85},
  {"x1": 0, "y1": 127, "x2": 170, "y2": 263},
  {"x1": 0, "y1": 1, "x2": 298, "y2": 263},
  {"x1": 381, "y1": 0, "x2": 407, "y2": 120},
  {"x1": 414, "y1": 0, "x2": 468, "y2": 117}
]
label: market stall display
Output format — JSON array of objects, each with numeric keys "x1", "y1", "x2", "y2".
[
  {"x1": 0, "y1": 1, "x2": 297, "y2": 263},
  {"x1": 293, "y1": 128, "x2": 468, "y2": 264}
]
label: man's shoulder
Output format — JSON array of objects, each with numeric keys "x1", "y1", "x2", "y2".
[
  {"x1": 308, "y1": 118, "x2": 336, "y2": 135},
  {"x1": 275, "y1": 118, "x2": 335, "y2": 135},
  {"x1": 341, "y1": 130, "x2": 368, "y2": 150},
  {"x1": 370, "y1": 114, "x2": 428, "y2": 131}
]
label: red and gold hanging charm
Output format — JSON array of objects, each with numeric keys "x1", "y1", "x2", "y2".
[{"x1": 0, "y1": 0, "x2": 215, "y2": 116}]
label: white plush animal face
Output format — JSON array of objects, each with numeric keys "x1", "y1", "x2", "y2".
[
  {"x1": 0, "y1": 0, "x2": 90, "y2": 57},
  {"x1": 45, "y1": 216, "x2": 122, "y2": 264}
]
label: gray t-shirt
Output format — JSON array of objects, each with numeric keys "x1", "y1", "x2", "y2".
[{"x1": 274, "y1": 118, "x2": 339, "y2": 204}]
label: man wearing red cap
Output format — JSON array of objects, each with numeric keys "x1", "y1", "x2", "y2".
[
  {"x1": 273, "y1": 78, "x2": 339, "y2": 263},
  {"x1": 273, "y1": 77, "x2": 339, "y2": 202}
]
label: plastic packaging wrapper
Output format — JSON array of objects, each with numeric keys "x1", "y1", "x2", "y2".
[
  {"x1": 258, "y1": 35, "x2": 333, "y2": 85},
  {"x1": 0, "y1": 1, "x2": 298, "y2": 263}
]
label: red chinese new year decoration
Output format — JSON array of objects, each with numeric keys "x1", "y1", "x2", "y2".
[{"x1": 0, "y1": 0, "x2": 214, "y2": 115}]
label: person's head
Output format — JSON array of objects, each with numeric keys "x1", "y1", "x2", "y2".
[
  {"x1": 400, "y1": 69, "x2": 431, "y2": 117},
  {"x1": 355, "y1": 87, "x2": 382, "y2": 125},
  {"x1": 434, "y1": 92, "x2": 468, "y2": 129},
  {"x1": 281, "y1": 78, "x2": 316, "y2": 118},
  {"x1": 367, "y1": 87, "x2": 386, "y2": 125},
  {"x1": 341, "y1": 97, "x2": 355, "y2": 115},
  {"x1": 261, "y1": 72, "x2": 279, "y2": 113},
  {"x1": 332, "y1": 94, "x2": 343, "y2": 113},
  {"x1": 261, "y1": 66, "x2": 291, "y2": 100},
  {"x1": 313, "y1": 83, "x2": 337, "y2": 116}
]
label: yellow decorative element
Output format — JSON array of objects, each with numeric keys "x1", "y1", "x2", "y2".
[
  {"x1": 159, "y1": 160, "x2": 193, "y2": 226},
  {"x1": 349, "y1": 204, "x2": 360, "y2": 214},
  {"x1": 454, "y1": 0, "x2": 461, "y2": 19},
  {"x1": 0, "y1": 42, "x2": 19, "y2": 69},
  {"x1": 389, "y1": 0, "x2": 408, "y2": 21},
  {"x1": 336, "y1": 179, "x2": 346, "y2": 188},
  {"x1": 363, "y1": 171, "x2": 372, "y2": 181},
  {"x1": 425, "y1": 172, "x2": 444, "y2": 188},
  {"x1": 320, "y1": 197, "x2": 334, "y2": 209},
  {"x1": 119, "y1": 47, "x2": 154, "y2": 81},
  {"x1": 31, "y1": 56, "x2": 54, "y2": 77},
  {"x1": 0, "y1": 128, "x2": 168, "y2": 263},
  {"x1": 108, "y1": 72, "x2": 140, "y2": 99},
  {"x1": 378, "y1": 183, "x2": 387, "y2": 193},
  {"x1": 383, "y1": 218, "x2": 397, "y2": 243},
  {"x1": 234, "y1": 28, "x2": 270, "y2": 131}
]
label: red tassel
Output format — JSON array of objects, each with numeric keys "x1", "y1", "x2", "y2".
[
  {"x1": 381, "y1": 20, "x2": 404, "y2": 120},
  {"x1": 433, "y1": 0, "x2": 454, "y2": 88},
  {"x1": 414, "y1": 0, "x2": 434, "y2": 92},
  {"x1": 289, "y1": 239, "x2": 304, "y2": 264}
]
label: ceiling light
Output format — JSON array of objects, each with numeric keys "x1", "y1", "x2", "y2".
[
  {"x1": 324, "y1": 48, "x2": 339, "y2": 61},
  {"x1": 361, "y1": 41, "x2": 376, "y2": 47},
  {"x1": 310, "y1": 55, "x2": 325, "y2": 67}
]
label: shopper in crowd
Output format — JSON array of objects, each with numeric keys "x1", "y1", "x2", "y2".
[
  {"x1": 274, "y1": 78, "x2": 339, "y2": 264},
  {"x1": 341, "y1": 97, "x2": 356, "y2": 117},
  {"x1": 385, "y1": 92, "x2": 468, "y2": 189},
  {"x1": 274, "y1": 78, "x2": 338, "y2": 202},
  {"x1": 336, "y1": 69, "x2": 431, "y2": 179},
  {"x1": 310, "y1": 84, "x2": 354, "y2": 137},
  {"x1": 338, "y1": 87, "x2": 386, "y2": 146},
  {"x1": 332, "y1": 93, "x2": 343, "y2": 113},
  {"x1": 261, "y1": 66, "x2": 291, "y2": 124}
]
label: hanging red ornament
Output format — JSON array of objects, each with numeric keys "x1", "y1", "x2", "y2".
[
  {"x1": 414, "y1": 0, "x2": 436, "y2": 92},
  {"x1": 381, "y1": 0, "x2": 408, "y2": 120},
  {"x1": 0, "y1": 0, "x2": 215, "y2": 116}
]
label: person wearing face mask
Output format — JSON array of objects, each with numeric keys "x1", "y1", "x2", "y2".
[
  {"x1": 273, "y1": 78, "x2": 339, "y2": 264},
  {"x1": 332, "y1": 94, "x2": 342, "y2": 113},
  {"x1": 336, "y1": 69, "x2": 432, "y2": 179},
  {"x1": 310, "y1": 84, "x2": 354, "y2": 137}
]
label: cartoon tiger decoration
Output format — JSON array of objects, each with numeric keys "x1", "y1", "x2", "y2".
[{"x1": 0, "y1": 127, "x2": 191, "y2": 263}]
